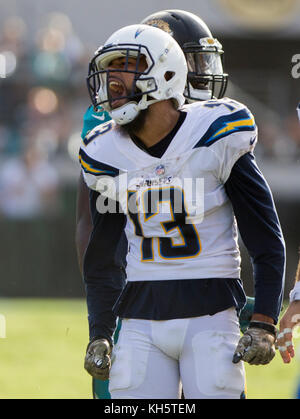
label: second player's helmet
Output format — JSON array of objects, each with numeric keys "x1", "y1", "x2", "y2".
[
  {"x1": 141, "y1": 9, "x2": 228, "y2": 101},
  {"x1": 87, "y1": 24, "x2": 187, "y2": 125}
]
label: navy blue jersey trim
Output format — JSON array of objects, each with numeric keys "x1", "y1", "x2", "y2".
[
  {"x1": 194, "y1": 109, "x2": 256, "y2": 148},
  {"x1": 113, "y1": 278, "x2": 246, "y2": 321},
  {"x1": 79, "y1": 148, "x2": 119, "y2": 177},
  {"x1": 225, "y1": 153, "x2": 285, "y2": 323}
]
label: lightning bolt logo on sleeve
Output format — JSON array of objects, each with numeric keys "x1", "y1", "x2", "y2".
[{"x1": 194, "y1": 109, "x2": 256, "y2": 148}]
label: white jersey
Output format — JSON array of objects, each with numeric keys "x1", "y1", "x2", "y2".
[{"x1": 80, "y1": 98, "x2": 257, "y2": 283}]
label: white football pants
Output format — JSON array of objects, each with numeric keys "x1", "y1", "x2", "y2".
[{"x1": 109, "y1": 307, "x2": 245, "y2": 399}]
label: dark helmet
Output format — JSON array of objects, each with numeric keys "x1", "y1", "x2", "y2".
[{"x1": 141, "y1": 9, "x2": 228, "y2": 101}]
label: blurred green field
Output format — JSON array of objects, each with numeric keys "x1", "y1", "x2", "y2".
[
  {"x1": 0, "y1": 299, "x2": 299, "y2": 399},
  {"x1": 0, "y1": 299, "x2": 91, "y2": 399}
]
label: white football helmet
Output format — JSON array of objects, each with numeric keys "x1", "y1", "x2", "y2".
[{"x1": 87, "y1": 24, "x2": 187, "y2": 125}]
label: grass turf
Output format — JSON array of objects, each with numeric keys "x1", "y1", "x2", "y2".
[
  {"x1": 0, "y1": 299, "x2": 91, "y2": 399},
  {"x1": 0, "y1": 298, "x2": 299, "y2": 399}
]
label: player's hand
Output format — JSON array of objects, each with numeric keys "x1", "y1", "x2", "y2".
[
  {"x1": 232, "y1": 321, "x2": 277, "y2": 365},
  {"x1": 84, "y1": 338, "x2": 112, "y2": 380},
  {"x1": 277, "y1": 301, "x2": 300, "y2": 364}
]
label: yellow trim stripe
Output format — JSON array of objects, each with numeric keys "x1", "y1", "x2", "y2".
[
  {"x1": 212, "y1": 117, "x2": 255, "y2": 139},
  {"x1": 79, "y1": 155, "x2": 111, "y2": 175}
]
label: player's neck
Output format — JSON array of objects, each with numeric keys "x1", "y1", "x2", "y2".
[{"x1": 132, "y1": 101, "x2": 181, "y2": 148}]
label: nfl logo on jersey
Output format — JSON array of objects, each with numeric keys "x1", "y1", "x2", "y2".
[{"x1": 155, "y1": 164, "x2": 165, "y2": 176}]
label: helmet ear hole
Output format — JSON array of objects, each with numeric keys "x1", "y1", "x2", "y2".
[{"x1": 164, "y1": 71, "x2": 175, "y2": 81}]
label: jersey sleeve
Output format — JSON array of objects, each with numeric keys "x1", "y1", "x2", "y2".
[
  {"x1": 205, "y1": 103, "x2": 258, "y2": 183},
  {"x1": 84, "y1": 189, "x2": 127, "y2": 342},
  {"x1": 225, "y1": 152, "x2": 285, "y2": 323},
  {"x1": 79, "y1": 123, "x2": 119, "y2": 191}
]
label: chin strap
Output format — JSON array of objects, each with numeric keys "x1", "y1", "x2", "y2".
[
  {"x1": 108, "y1": 90, "x2": 184, "y2": 125},
  {"x1": 108, "y1": 96, "x2": 160, "y2": 125},
  {"x1": 109, "y1": 102, "x2": 140, "y2": 125}
]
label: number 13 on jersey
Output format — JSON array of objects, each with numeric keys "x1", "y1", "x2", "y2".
[{"x1": 127, "y1": 186, "x2": 202, "y2": 261}]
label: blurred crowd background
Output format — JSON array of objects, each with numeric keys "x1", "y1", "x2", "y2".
[{"x1": 0, "y1": 0, "x2": 299, "y2": 298}]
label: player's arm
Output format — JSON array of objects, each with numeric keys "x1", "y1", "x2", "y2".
[
  {"x1": 78, "y1": 106, "x2": 127, "y2": 378},
  {"x1": 277, "y1": 253, "x2": 300, "y2": 363},
  {"x1": 83, "y1": 192, "x2": 126, "y2": 380},
  {"x1": 225, "y1": 152, "x2": 285, "y2": 324},
  {"x1": 84, "y1": 190, "x2": 126, "y2": 345},
  {"x1": 79, "y1": 147, "x2": 127, "y2": 378},
  {"x1": 79, "y1": 122, "x2": 128, "y2": 378},
  {"x1": 75, "y1": 172, "x2": 93, "y2": 276},
  {"x1": 225, "y1": 152, "x2": 285, "y2": 365},
  {"x1": 210, "y1": 102, "x2": 285, "y2": 327}
]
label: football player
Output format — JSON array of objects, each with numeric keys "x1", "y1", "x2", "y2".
[
  {"x1": 81, "y1": 23, "x2": 285, "y2": 399},
  {"x1": 77, "y1": 9, "x2": 234, "y2": 399}
]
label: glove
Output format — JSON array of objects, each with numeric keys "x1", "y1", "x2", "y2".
[
  {"x1": 239, "y1": 296, "x2": 255, "y2": 334},
  {"x1": 84, "y1": 338, "x2": 112, "y2": 380},
  {"x1": 232, "y1": 321, "x2": 277, "y2": 365}
]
